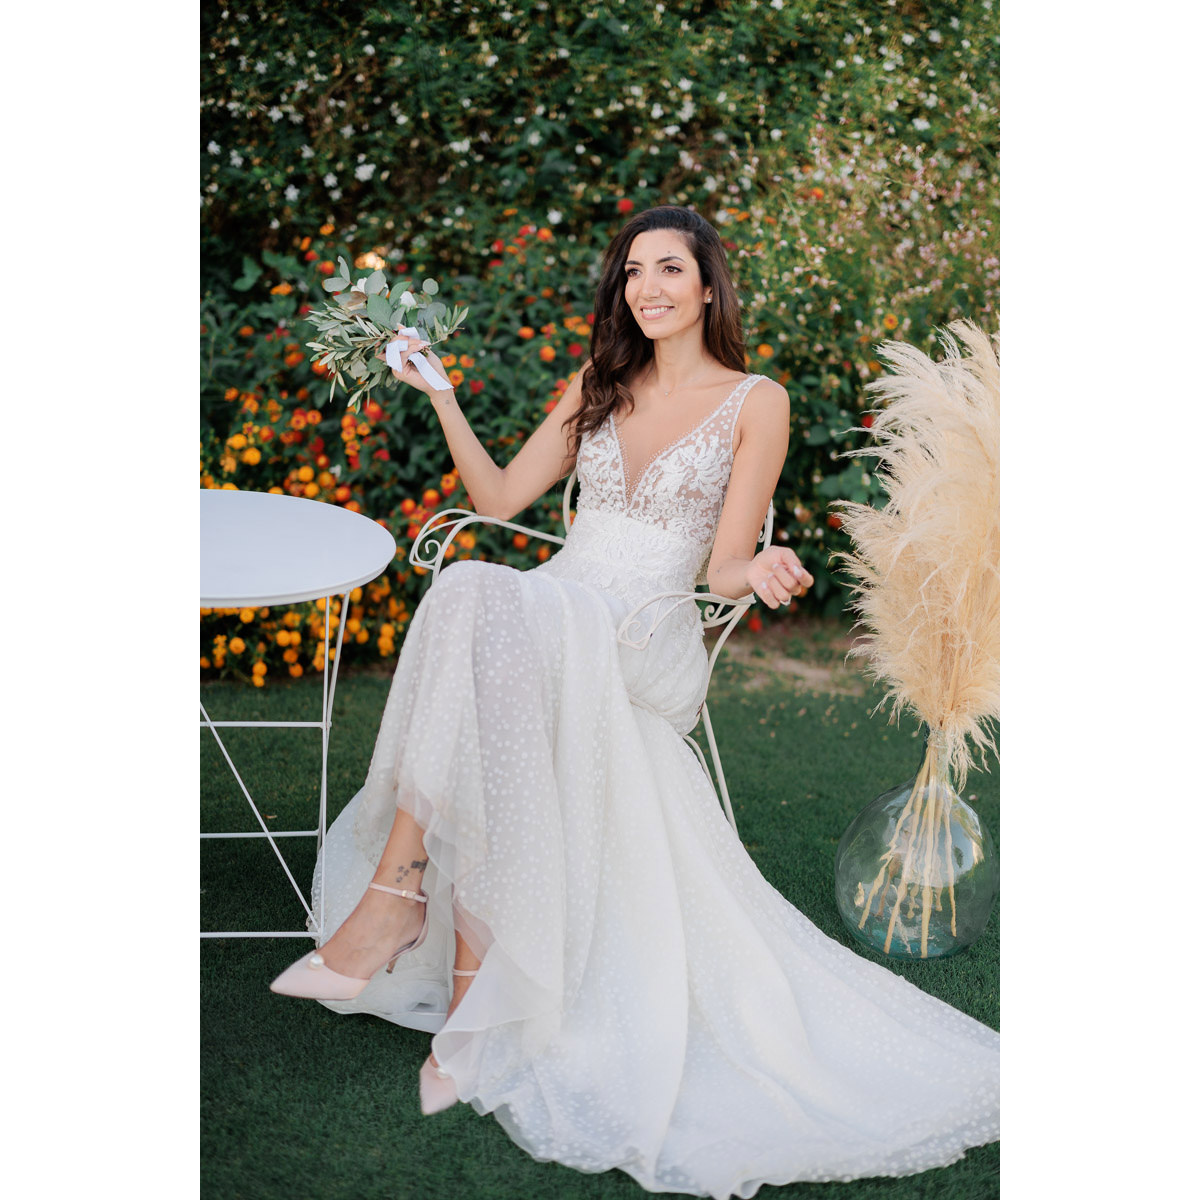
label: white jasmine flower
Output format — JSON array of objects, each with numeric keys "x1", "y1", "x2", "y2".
[
  {"x1": 528, "y1": 130, "x2": 542, "y2": 145},
  {"x1": 268, "y1": 107, "x2": 283, "y2": 121},
  {"x1": 548, "y1": 209, "x2": 562, "y2": 224},
  {"x1": 207, "y1": 141, "x2": 220, "y2": 155},
  {"x1": 323, "y1": 173, "x2": 337, "y2": 187},
  {"x1": 285, "y1": 184, "x2": 299, "y2": 201},
  {"x1": 255, "y1": 60, "x2": 267, "y2": 74},
  {"x1": 363, "y1": 43, "x2": 375, "y2": 55},
  {"x1": 355, "y1": 163, "x2": 377, "y2": 181},
  {"x1": 301, "y1": 144, "x2": 315, "y2": 159},
  {"x1": 913, "y1": 117, "x2": 931, "y2": 131},
  {"x1": 230, "y1": 151, "x2": 244, "y2": 166}
]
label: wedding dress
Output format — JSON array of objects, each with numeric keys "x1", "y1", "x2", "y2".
[{"x1": 310, "y1": 373, "x2": 1000, "y2": 1197}]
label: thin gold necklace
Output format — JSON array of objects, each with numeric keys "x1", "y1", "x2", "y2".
[{"x1": 653, "y1": 366, "x2": 711, "y2": 398}]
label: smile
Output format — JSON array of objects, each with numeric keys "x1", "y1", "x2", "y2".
[{"x1": 641, "y1": 306, "x2": 674, "y2": 319}]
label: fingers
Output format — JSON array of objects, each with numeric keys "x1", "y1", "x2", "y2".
[{"x1": 750, "y1": 550, "x2": 814, "y2": 609}]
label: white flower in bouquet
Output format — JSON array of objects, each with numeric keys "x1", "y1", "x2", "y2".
[{"x1": 304, "y1": 255, "x2": 469, "y2": 410}]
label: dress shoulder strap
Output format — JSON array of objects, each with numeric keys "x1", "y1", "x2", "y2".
[{"x1": 728, "y1": 373, "x2": 766, "y2": 434}]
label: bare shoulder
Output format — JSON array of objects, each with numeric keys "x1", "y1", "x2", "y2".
[{"x1": 734, "y1": 374, "x2": 789, "y2": 446}]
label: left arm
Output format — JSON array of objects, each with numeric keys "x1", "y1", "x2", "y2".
[{"x1": 706, "y1": 378, "x2": 814, "y2": 608}]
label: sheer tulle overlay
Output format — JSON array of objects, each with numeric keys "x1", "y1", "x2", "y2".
[{"x1": 311, "y1": 375, "x2": 999, "y2": 1196}]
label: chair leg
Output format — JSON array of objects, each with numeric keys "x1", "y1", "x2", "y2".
[{"x1": 701, "y1": 703, "x2": 739, "y2": 835}]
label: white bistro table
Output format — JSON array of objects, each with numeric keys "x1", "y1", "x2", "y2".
[{"x1": 200, "y1": 489, "x2": 397, "y2": 941}]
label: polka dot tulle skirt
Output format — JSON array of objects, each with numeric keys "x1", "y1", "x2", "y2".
[{"x1": 310, "y1": 403, "x2": 999, "y2": 1197}]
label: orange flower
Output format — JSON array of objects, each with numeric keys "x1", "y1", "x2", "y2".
[
  {"x1": 306, "y1": 409, "x2": 322, "y2": 425},
  {"x1": 288, "y1": 662, "x2": 304, "y2": 677},
  {"x1": 459, "y1": 354, "x2": 475, "y2": 369},
  {"x1": 252, "y1": 662, "x2": 268, "y2": 677},
  {"x1": 224, "y1": 387, "x2": 239, "y2": 401},
  {"x1": 518, "y1": 326, "x2": 535, "y2": 340},
  {"x1": 441, "y1": 354, "x2": 458, "y2": 367},
  {"x1": 448, "y1": 368, "x2": 465, "y2": 387},
  {"x1": 270, "y1": 282, "x2": 293, "y2": 296},
  {"x1": 756, "y1": 343, "x2": 774, "y2": 359},
  {"x1": 299, "y1": 236, "x2": 312, "y2": 251},
  {"x1": 539, "y1": 345, "x2": 555, "y2": 362},
  {"x1": 238, "y1": 325, "x2": 254, "y2": 337},
  {"x1": 229, "y1": 637, "x2": 246, "y2": 654},
  {"x1": 284, "y1": 351, "x2": 304, "y2": 368},
  {"x1": 422, "y1": 488, "x2": 441, "y2": 508},
  {"x1": 537, "y1": 544, "x2": 551, "y2": 562},
  {"x1": 319, "y1": 222, "x2": 335, "y2": 236},
  {"x1": 512, "y1": 533, "x2": 529, "y2": 550},
  {"x1": 297, "y1": 466, "x2": 314, "y2": 482},
  {"x1": 241, "y1": 447, "x2": 261, "y2": 465},
  {"x1": 883, "y1": 313, "x2": 899, "y2": 330},
  {"x1": 536, "y1": 228, "x2": 553, "y2": 242},
  {"x1": 441, "y1": 474, "x2": 457, "y2": 494}
]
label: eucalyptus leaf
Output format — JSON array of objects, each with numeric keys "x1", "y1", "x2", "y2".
[
  {"x1": 422, "y1": 278, "x2": 439, "y2": 295},
  {"x1": 364, "y1": 269, "x2": 387, "y2": 295},
  {"x1": 425, "y1": 300, "x2": 446, "y2": 322},
  {"x1": 365, "y1": 293, "x2": 393, "y2": 325},
  {"x1": 322, "y1": 276, "x2": 346, "y2": 293}
]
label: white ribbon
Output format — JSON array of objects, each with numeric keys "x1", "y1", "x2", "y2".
[{"x1": 385, "y1": 325, "x2": 449, "y2": 392}]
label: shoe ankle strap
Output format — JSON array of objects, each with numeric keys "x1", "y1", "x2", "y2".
[
  {"x1": 452, "y1": 967, "x2": 479, "y2": 976},
  {"x1": 368, "y1": 882, "x2": 427, "y2": 903}
]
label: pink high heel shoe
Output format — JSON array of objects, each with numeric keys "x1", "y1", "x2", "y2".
[
  {"x1": 419, "y1": 967, "x2": 479, "y2": 1115},
  {"x1": 269, "y1": 883, "x2": 430, "y2": 1001}
]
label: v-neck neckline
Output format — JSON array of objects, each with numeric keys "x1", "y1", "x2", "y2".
[{"x1": 609, "y1": 374, "x2": 755, "y2": 508}]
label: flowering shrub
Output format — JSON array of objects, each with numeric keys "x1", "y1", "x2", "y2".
[{"x1": 201, "y1": 1, "x2": 998, "y2": 679}]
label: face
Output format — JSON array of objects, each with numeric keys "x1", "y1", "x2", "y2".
[{"x1": 622, "y1": 229, "x2": 712, "y2": 341}]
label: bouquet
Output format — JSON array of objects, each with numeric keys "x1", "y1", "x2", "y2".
[{"x1": 304, "y1": 256, "x2": 469, "y2": 410}]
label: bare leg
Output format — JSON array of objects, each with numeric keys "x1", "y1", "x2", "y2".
[{"x1": 316, "y1": 806, "x2": 432, "y2": 980}]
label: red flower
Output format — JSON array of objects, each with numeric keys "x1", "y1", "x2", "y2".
[
  {"x1": 747, "y1": 614, "x2": 763, "y2": 633},
  {"x1": 567, "y1": 343, "x2": 583, "y2": 357},
  {"x1": 469, "y1": 379, "x2": 485, "y2": 394},
  {"x1": 488, "y1": 258, "x2": 503, "y2": 269},
  {"x1": 374, "y1": 448, "x2": 391, "y2": 461},
  {"x1": 617, "y1": 198, "x2": 634, "y2": 213},
  {"x1": 317, "y1": 261, "x2": 335, "y2": 275},
  {"x1": 861, "y1": 413, "x2": 874, "y2": 429},
  {"x1": 304, "y1": 250, "x2": 317, "y2": 262},
  {"x1": 491, "y1": 239, "x2": 504, "y2": 252}
]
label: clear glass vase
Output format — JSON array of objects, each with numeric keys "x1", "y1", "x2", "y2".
[{"x1": 834, "y1": 730, "x2": 998, "y2": 959}]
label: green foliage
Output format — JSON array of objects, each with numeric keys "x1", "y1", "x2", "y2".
[{"x1": 201, "y1": 0, "x2": 999, "y2": 674}]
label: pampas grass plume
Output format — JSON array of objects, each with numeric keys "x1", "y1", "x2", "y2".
[{"x1": 835, "y1": 319, "x2": 999, "y2": 786}]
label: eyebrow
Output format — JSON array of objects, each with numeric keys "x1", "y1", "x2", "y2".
[{"x1": 624, "y1": 254, "x2": 686, "y2": 266}]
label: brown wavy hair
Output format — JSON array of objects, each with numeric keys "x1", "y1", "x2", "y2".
[{"x1": 564, "y1": 206, "x2": 747, "y2": 461}]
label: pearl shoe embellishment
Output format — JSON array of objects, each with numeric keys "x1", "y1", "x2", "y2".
[{"x1": 308, "y1": 953, "x2": 325, "y2": 969}]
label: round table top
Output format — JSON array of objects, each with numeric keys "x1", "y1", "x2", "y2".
[{"x1": 201, "y1": 489, "x2": 398, "y2": 607}]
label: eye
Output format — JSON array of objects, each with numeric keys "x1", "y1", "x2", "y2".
[{"x1": 624, "y1": 267, "x2": 639, "y2": 278}]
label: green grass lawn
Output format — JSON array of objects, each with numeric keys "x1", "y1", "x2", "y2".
[{"x1": 201, "y1": 627, "x2": 999, "y2": 1200}]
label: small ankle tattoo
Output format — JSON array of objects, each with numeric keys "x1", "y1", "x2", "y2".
[{"x1": 395, "y1": 857, "x2": 429, "y2": 885}]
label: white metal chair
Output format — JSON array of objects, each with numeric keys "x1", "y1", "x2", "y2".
[{"x1": 409, "y1": 471, "x2": 773, "y2": 836}]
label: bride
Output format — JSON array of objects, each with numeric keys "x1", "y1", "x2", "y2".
[{"x1": 270, "y1": 205, "x2": 1000, "y2": 1196}]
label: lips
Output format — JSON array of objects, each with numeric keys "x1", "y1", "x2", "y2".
[{"x1": 641, "y1": 305, "x2": 674, "y2": 320}]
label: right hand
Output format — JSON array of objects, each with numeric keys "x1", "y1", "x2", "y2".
[{"x1": 377, "y1": 332, "x2": 455, "y2": 398}]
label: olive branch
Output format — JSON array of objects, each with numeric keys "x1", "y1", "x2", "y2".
[{"x1": 304, "y1": 256, "x2": 469, "y2": 410}]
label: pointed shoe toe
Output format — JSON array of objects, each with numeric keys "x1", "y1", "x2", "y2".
[
  {"x1": 419, "y1": 1055, "x2": 461, "y2": 1115},
  {"x1": 269, "y1": 951, "x2": 372, "y2": 1001}
]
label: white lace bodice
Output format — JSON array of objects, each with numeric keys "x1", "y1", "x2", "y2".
[{"x1": 536, "y1": 374, "x2": 764, "y2": 607}]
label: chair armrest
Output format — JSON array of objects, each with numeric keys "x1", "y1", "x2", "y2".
[
  {"x1": 616, "y1": 589, "x2": 754, "y2": 650},
  {"x1": 409, "y1": 508, "x2": 566, "y2": 579}
]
